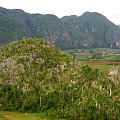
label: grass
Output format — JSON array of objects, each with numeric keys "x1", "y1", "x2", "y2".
[
  {"x1": 67, "y1": 48, "x2": 120, "y2": 62},
  {"x1": 0, "y1": 111, "x2": 48, "y2": 120},
  {"x1": 81, "y1": 63, "x2": 120, "y2": 80},
  {"x1": 80, "y1": 60, "x2": 120, "y2": 77},
  {"x1": 67, "y1": 48, "x2": 120, "y2": 73},
  {"x1": 87, "y1": 64, "x2": 111, "y2": 73}
]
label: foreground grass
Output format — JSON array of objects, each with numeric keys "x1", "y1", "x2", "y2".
[{"x1": 0, "y1": 111, "x2": 48, "y2": 120}]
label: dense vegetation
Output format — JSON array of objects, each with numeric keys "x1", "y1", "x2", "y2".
[
  {"x1": 0, "y1": 38, "x2": 120, "y2": 119},
  {"x1": 1, "y1": 7, "x2": 120, "y2": 49}
]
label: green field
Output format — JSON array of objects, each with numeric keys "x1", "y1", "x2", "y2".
[
  {"x1": 67, "y1": 48, "x2": 120, "y2": 61},
  {"x1": 80, "y1": 61, "x2": 120, "y2": 72},
  {"x1": 0, "y1": 111, "x2": 48, "y2": 120},
  {"x1": 66, "y1": 48, "x2": 120, "y2": 73}
]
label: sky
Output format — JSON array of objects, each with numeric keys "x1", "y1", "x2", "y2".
[{"x1": 0, "y1": 0, "x2": 120, "y2": 25}]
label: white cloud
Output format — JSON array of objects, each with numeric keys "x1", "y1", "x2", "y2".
[{"x1": 0, "y1": 0, "x2": 120, "y2": 24}]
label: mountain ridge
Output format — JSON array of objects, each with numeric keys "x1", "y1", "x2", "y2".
[{"x1": 0, "y1": 7, "x2": 120, "y2": 49}]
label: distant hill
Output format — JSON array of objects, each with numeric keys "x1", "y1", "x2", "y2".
[{"x1": 1, "y1": 7, "x2": 120, "y2": 49}]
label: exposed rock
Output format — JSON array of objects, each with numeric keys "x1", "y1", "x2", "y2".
[{"x1": 108, "y1": 67, "x2": 120, "y2": 84}]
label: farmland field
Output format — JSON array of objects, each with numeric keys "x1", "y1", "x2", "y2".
[
  {"x1": 67, "y1": 48, "x2": 120, "y2": 72},
  {"x1": 67, "y1": 48, "x2": 120, "y2": 61},
  {"x1": 81, "y1": 61, "x2": 120, "y2": 73}
]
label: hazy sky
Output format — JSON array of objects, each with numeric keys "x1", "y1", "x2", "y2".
[{"x1": 0, "y1": 0, "x2": 120, "y2": 24}]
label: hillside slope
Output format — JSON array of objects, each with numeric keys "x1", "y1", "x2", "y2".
[
  {"x1": 0, "y1": 38, "x2": 120, "y2": 119},
  {"x1": 1, "y1": 7, "x2": 120, "y2": 49},
  {"x1": 61, "y1": 12, "x2": 120, "y2": 48},
  {"x1": 0, "y1": 38, "x2": 70, "y2": 85}
]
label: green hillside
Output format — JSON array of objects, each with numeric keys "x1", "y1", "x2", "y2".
[
  {"x1": 1, "y1": 7, "x2": 120, "y2": 49},
  {"x1": 62, "y1": 12, "x2": 120, "y2": 48},
  {"x1": 0, "y1": 38, "x2": 120, "y2": 120}
]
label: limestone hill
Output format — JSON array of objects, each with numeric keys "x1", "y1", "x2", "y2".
[{"x1": 0, "y1": 38, "x2": 119, "y2": 120}]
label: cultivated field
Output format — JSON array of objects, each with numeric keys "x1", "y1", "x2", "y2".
[
  {"x1": 67, "y1": 48, "x2": 120, "y2": 62},
  {"x1": 67, "y1": 48, "x2": 120, "y2": 72},
  {"x1": 81, "y1": 61, "x2": 120, "y2": 73}
]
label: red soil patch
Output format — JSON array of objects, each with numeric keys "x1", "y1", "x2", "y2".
[{"x1": 82, "y1": 61, "x2": 120, "y2": 65}]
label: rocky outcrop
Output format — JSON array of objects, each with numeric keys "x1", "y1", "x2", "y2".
[{"x1": 108, "y1": 67, "x2": 120, "y2": 84}]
